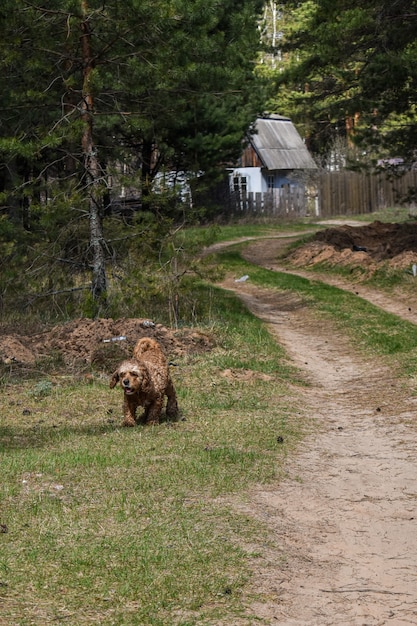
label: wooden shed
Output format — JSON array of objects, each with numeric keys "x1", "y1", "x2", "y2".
[{"x1": 230, "y1": 114, "x2": 316, "y2": 195}]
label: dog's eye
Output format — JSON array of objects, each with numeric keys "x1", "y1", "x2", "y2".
[{"x1": 130, "y1": 371, "x2": 138, "y2": 378}]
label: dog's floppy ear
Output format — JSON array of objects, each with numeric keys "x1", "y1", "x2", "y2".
[{"x1": 109, "y1": 371, "x2": 120, "y2": 389}]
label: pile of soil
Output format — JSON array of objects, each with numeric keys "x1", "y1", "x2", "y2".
[
  {"x1": 0, "y1": 317, "x2": 214, "y2": 369},
  {"x1": 288, "y1": 220, "x2": 417, "y2": 273},
  {"x1": 3, "y1": 220, "x2": 416, "y2": 370}
]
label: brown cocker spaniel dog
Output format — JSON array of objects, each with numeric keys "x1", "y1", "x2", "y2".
[{"x1": 110, "y1": 337, "x2": 178, "y2": 426}]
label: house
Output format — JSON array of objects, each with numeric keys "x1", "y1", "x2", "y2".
[{"x1": 229, "y1": 114, "x2": 317, "y2": 195}]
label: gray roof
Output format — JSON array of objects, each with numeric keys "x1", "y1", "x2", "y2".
[{"x1": 250, "y1": 115, "x2": 317, "y2": 170}]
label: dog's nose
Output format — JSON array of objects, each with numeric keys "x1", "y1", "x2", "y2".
[{"x1": 122, "y1": 379, "x2": 130, "y2": 387}]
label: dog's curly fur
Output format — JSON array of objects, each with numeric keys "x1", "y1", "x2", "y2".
[{"x1": 110, "y1": 337, "x2": 178, "y2": 426}]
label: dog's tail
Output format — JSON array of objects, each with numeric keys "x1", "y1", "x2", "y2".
[{"x1": 135, "y1": 337, "x2": 155, "y2": 355}]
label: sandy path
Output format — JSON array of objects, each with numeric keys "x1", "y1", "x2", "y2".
[
  {"x1": 216, "y1": 237, "x2": 417, "y2": 625},
  {"x1": 240, "y1": 235, "x2": 417, "y2": 326}
]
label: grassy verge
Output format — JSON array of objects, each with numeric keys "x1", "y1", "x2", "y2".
[
  {"x1": 3, "y1": 218, "x2": 417, "y2": 625},
  {"x1": 183, "y1": 220, "x2": 319, "y2": 246},
  {"x1": 0, "y1": 288, "x2": 304, "y2": 626},
  {"x1": 184, "y1": 206, "x2": 412, "y2": 248},
  {"x1": 302, "y1": 255, "x2": 417, "y2": 294},
  {"x1": 325, "y1": 206, "x2": 412, "y2": 224},
  {"x1": 217, "y1": 248, "x2": 417, "y2": 378}
]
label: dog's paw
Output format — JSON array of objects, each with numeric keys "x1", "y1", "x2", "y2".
[{"x1": 122, "y1": 419, "x2": 136, "y2": 427}]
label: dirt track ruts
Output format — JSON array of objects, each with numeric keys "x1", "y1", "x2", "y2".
[{"x1": 217, "y1": 235, "x2": 417, "y2": 625}]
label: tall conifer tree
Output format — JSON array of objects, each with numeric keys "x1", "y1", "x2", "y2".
[{"x1": 0, "y1": 0, "x2": 265, "y2": 308}]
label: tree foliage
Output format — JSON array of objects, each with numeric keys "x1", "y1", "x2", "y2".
[
  {"x1": 0, "y1": 0, "x2": 265, "y2": 315},
  {"x1": 265, "y1": 0, "x2": 417, "y2": 164}
]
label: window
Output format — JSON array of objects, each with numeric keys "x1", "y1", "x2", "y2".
[
  {"x1": 267, "y1": 175, "x2": 275, "y2": 189},
  {"x1": 233, "y1": 176, "x2": 247, "y2": 193}
]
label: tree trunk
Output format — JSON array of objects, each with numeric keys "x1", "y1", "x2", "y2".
[
  {"x1": 80, "y1": 0, "x2": 107, "y2": 304},
  {"x1": 141, "y1": 137, "x2": 154, "y2": 210}
]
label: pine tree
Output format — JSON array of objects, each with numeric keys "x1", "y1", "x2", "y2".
[
  {"x1": 265, "y1": 0, "x2": 417, "y2": 164},
  {"x1": 0, "y1": 0, "x2": 265, "y2": 311}
]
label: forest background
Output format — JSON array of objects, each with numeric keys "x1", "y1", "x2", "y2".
[{"x1": 0, "y1": 0, "x2": 416, "y2": 322}]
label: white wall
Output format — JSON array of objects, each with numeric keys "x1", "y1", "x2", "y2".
[
  {"x1": 229, "y1": 167, "x2": 265, "y2": 193},
  {"x1": 230, "y1": 167, "x2": 297, "y2": 193}
]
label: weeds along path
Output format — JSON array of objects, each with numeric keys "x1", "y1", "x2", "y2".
[
  {"x1": 240, "y1": 235, "x2": 417, "y2": 326},
  {"x1": 216, "y1": 239, "x2": 417, "y2": 625},
  {"x1": 207, "y1": 231, "x2": 417, "y2": 324}
]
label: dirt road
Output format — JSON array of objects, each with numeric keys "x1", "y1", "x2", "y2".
[{"x1": 219, "y1": 236, "x2": 417, "y2": 625}]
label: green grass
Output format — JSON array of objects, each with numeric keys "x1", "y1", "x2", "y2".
[
  {"x1": 183, "y1": 221, "x2": 319, "y2": 247},
  {"x1": 183, "y1": 206, "x2": 413, "y2": 249},
  {"x1": 4, "y1": 216, "x2": 417, "y2": 625},
  {"x1": 304, "y1": 254, "x2": 417, "y2": 293},
  {"x1": 216, "y1": 249, "x2": 417, "y2": 375},
  {"x1": 326, "y1": 206, "x2": 412, "y2": 224},
  {"x1": 0, "y1": 288, "x2": 304, "y2": 626}
]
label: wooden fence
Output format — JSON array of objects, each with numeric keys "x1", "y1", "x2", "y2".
[
  {"x1": 228, "y1": 170, "x2": 417, "y2": 219},
  {"x1": 318, "y1": 170, "x2": 417, "y2": 217},
  {"x1": 229, "y1": 186, "x2": 308, "y2": 219}
]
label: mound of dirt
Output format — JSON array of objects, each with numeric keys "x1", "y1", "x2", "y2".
[
  {"x1": 4, "y1": 220, "x2": 415, "y2": 370},
  {"x1": 288, "y1": 220, "x2": 417, "y2": 273},
  {"x1": 0, "y1": 317, "x2": 214, "y2": 370}
]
